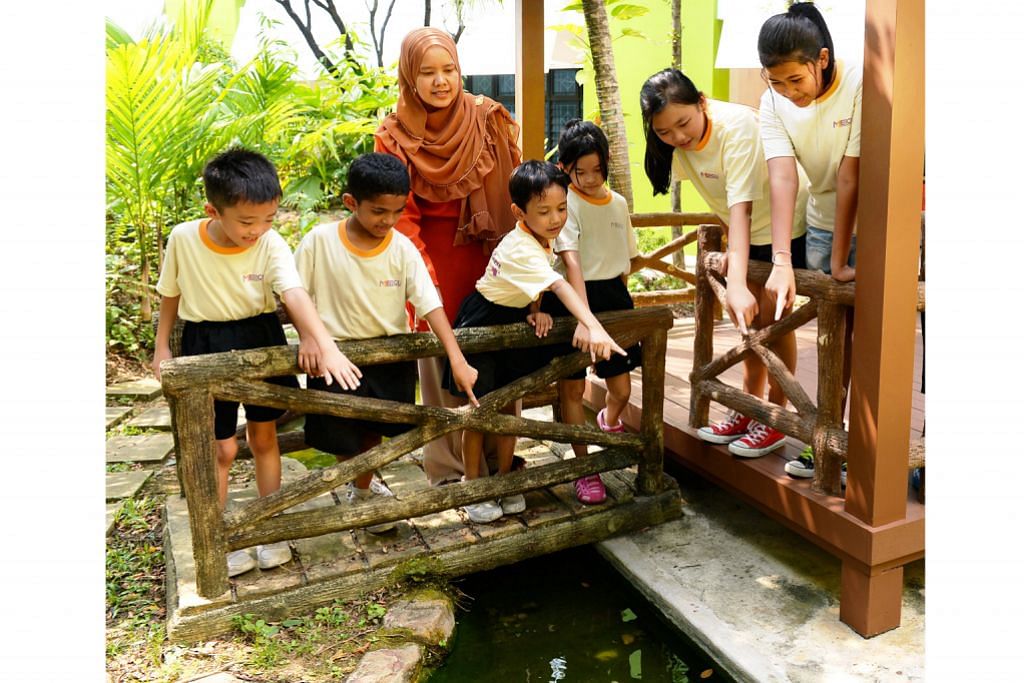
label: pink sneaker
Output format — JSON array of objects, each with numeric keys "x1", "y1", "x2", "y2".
[
  {"x1": 697, "y1": 411, "x2": 752, "y2": 444},
  {"x1": 727, "y1": 421, "x2": 786, "y2": 458},
  {"x1": 597, "y1": 408, "x2": 625, "y2": 433},
  {"x1": 574, "y1": 474, "x2": 607, "y2": 504}
]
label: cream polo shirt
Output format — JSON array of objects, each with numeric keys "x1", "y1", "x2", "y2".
[
  {"x1": 475, "y1": 223, "x2": 562, "y2": 308},
  {"x1": 294, "y1": 221, "x2": 441, "y2": 341},
  {"x1": 671, "y1": 99, "x2": 807, "y2": 246},
  {"x1": 760, "y1": 59, "x2": 862, "y2": 232},
  {"x1": 553, "y1": 186, "x2": 638, "y2": 280},
  {"x1": 155, "y1": 219, "x2": 303, "y2": 322}
]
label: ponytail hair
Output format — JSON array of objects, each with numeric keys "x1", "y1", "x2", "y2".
[
  {"x1": 639, "y1": 68, "x2": 703, "y2": 196},
  {"x1": 758, "y1": 2, "x2": 836, "y2": 90}
]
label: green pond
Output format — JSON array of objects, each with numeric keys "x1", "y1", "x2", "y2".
[{"x1": 427, "y1": 545, "x2": 732, "y2": 683}]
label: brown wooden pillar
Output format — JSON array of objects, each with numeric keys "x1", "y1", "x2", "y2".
[
  {"x1": 515, "y1": 0, "x2": 546, "y2": 160},
  {"x1": 841, "y1": 0, "x2": 924, "y2": 637}
]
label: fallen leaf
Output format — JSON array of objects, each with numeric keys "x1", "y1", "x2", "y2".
[{"x1": 701, "y1": 668, "x2": 714, "y2": 678}]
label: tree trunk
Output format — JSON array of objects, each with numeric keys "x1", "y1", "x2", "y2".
[{"x1": 581, "y1": 0, "x2": 633, "y2": 210}]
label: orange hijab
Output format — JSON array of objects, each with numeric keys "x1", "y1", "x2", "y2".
[{"x1": 377, "y1": 28, "x2": 522, "y2": 250}]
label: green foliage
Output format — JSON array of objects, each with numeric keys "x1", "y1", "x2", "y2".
[{"x1": 105, "y1": 6, "x2": 397, "y2": 354}]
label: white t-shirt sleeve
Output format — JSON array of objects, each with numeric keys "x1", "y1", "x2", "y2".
[
  {"x1": 844, "y1": 76, "x2": 863, "y2": 158},
  {"x1": 293, "y1": 231, "x2": 316, "y2": 298},
  {"x1": 405, "y1": 243, "x2": 443, "y2": 318},
  {"x1": 623, "y1": 203, "x2": 639, "y2": 259},
  {"x1": 265, "y1": 230, "x2": 304, "y2": 294},
  {"x1": 155, "y1": 229, "x2": 180, "y2": 297},
  {"x1": 505, "y1": 248, "x2": 562, "y2": 302},
  {"x1": 722, "y1": 113, "x2": 765, "y2": 207},
  {"x1": 759, "y1": 90, "x2": 795, "y2": 160}
]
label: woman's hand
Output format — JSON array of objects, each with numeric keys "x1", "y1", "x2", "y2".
[
  {"x1": 764, "y1": 263, "x2": 796, "y2": 320},
  {"x1": 725, "y1": 282, "x2": 759, "y2": 335}
]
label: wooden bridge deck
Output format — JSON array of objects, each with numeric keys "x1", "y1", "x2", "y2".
[{"x1": 165, "y1": 440, "x2": 681, "y2": 641}]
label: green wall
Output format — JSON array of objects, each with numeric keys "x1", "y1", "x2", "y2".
[{"x1": 579, "y1": 0, "x2": 727, "y2": 217}]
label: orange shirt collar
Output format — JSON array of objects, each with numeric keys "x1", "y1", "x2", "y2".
[
  {"x1": 693, "y1": 113, "x2": 713, "y2": 152},
  {"x1": 569, "y1": 184, "x2": 612, "y2": 205},
  {"x1": 199, "y1": 218, "x2": 249, "y2": 255},
  {"x1": 517, "y1": 221, "x2": 552, "y2": 252},
  {"x1": 339, "y1": 220, "x2": 393, "y2": 257},
  {"x1": 816, "y1": 60, "x2": 843, "y2": 104}
]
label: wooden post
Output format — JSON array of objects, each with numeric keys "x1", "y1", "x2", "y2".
[
  {"x1": 515, "y1": 0, "x2": 546, "y2": 160},
  {"x1": 172, "y1": 389, "x2": 229, "y2": 599},
  {"x1": 841, "y1": 0, "x2": 924, "y2": 638},
  {"x1": 689, "y1": 224, "x2": 722, "y2": 428},
  {"x1": 813, "y1": 302, "x2": 847, "y2": 496},
  {"x1": 637, "y1": 327, "x2": 667, "y2": 495}
]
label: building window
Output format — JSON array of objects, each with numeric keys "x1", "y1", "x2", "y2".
[{"x1": 463, "y1": 68, "x2": 583, "y2": 160}]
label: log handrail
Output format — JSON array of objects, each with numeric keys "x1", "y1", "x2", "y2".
[
  {"x1": 690, "y1": 224, "x2": 923, "y2": 498},
  {"x1": 161, "y1": 306, "x2": 674, "y2": 599}
]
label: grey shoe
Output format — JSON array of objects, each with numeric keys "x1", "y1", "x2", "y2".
[
  {"x1": 463, "y1": 499, "x2": 503, "y2": 524},
  {"x1": 347, "y1": 479, "x2": 396, "y2": 534},
  {"x1": 256, "y1": 541, "x2": 292, "y2": 569},
  {"x1": 227, "y1": 549, "x2": 256, "y2": 577},
  {"x1": 498, "y1": 493, "x2": 526, "y2": 515}
]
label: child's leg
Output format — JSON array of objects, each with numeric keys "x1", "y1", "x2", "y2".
[
  {"x1": 603, "y1": 373, "x2": 632, "y2": 426},
  {"x1": 246, "y1": 420, "x2": 283, "y2": 497},
  {"x1": 341, "y1": 432, "x2": 382, "y2": 490},
  {"x1": 214, "y1": 436, "x2": 239, "y2": 507},
  {"x1": 495, "y1": 403, "x2": 518, "y2": 475},
  {"x1": 558, "y1": 378, "x2": 589, "y2": 459},
  {"x1": 462, "y1": 429, "x2": 485, "y2": 479}
]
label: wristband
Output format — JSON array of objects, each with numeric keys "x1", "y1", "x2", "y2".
[{"x1": 772, "y1": 250, "x2": 793, "y2": 266}]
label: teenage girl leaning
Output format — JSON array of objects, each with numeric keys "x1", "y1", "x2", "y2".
[
  {"x1": 537, "y1": 119, "x2": 642, "y2": 504},
  {"x1": 640, "y1": 69, "x2": 808, "y2": 459},
  {"x1": 758, "y1": 1, "x2": 862, "y2": 478}
]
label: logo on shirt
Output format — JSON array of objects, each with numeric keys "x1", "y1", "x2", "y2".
[
  {"x1": 487, "y1": 257, "x2": 501, "y2": 277},
  {"x1": 833, "y1": 117, "x2": 853, "y2": 128},
  {"x1": 700, "y1": 171, "x2": 720, "y2": 180},
  {"x1": 611, "y1": 221, "x2": 626, "y2": 231},
  {"x1": 379, "y1": 279, "x2": 401, "y2": 288},
  {"x1": 242, "y1": 273, "x2": 264, "y2": 282}
]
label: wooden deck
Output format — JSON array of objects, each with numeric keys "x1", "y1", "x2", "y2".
[{"x1": 585, "y1": 313, "x2": 925, "y2": 572}]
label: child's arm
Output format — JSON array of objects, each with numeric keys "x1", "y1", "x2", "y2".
[
  {"x1": 279, "y1": 287, "x2": 362, "y2": 390},
  {"x1": 422, "y1": 308, "x2": 480, "y2": 407},
  {"x1": 766, "y1": 156, "x2": 800, "y2": 320},
  {"x1": 151, "y1": 295, "x2": 180, "y2": 382},
  {"x1": 723, "y1": 201, "x2": 758, "y2": 335},
  {"x1": 526, "y1": 296, "x2": 553, "y2": 338},
  {"x1": 548, "y1": 278, "x2": 627, "y2": 363},
  {"x1": 831, "y1": 156, "x2": 859, "y2": 282},
  {"x1": 558, "y1": 250, "x2": 591, "y2": 347}
]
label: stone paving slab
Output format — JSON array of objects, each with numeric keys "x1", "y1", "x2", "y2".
[
  {"x1": 106, "y1": 502, "x2": 121, "y2": 535},
  {"x1": 106, "y1": 432, "x2": 175, "y2": 463},
  {"x1": 106, "y1": 469, "x2": 153, "y2": 501},
  {"x1": 107, "y1": 377, "x2": 162, "y2": 400},
  {"x1": 106, "y1": 406, "x2": 132, "y2": 429},
  {"x1": 127, "y1": 404, "x2": 173, "y2": 431}
]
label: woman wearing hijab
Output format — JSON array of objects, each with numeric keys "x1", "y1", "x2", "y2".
[{"x1": 375, "y1": 27, "x2": 523, "y2": 485}]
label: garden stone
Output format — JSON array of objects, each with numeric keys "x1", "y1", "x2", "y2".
[
  {"x1": 106, "y1": 502, "x2": 121, "y2": 535},
  {"x1": 106, "y1": 433, "x2": 174, "y2": 463},
  {"x1": 127, "y1": 404, "x2": 173, "y2": 430},
  {"x1": 106, "y1": 470, "x2": 152, "y2": 501},
  {"x1": 107, "y1": 377, "x2": 162, "y2": 400},
  {"x1": 344, "y1": 643, "x2": 421, "y2": 683},
  {"x1": 106, "y1": 406, "x2": 132, "y2": 429},
  {"x1": 382, "y1": 598, "x2": 454, "y2": 646}
]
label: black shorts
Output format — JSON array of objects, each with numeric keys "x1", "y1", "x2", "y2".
[
  {"x1": 540, "y1": 277, "x2": 642, "y2": 380},
  {"x1": 441, "y1": 290, "x2": 552, "y2": 399},
  {"x1": 180, "y1": 312, "x2": 298, "y2": 440},
  {"x1": 749, "y1": 233, "x2": 807, "y2": 269},
  {"x1": 304, "y1": 361, "x2": 417, "y2": 456}
]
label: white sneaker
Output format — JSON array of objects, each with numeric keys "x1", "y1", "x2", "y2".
[
  {"x1": 347, "y1": 480, "x2": 396, "y2": 534},
  {"x1": 256, "y1": 541, "x2": 292, "y2": 570},
  {"x1": 498, "y1": 493, "x2": 526, "y2": 515},
  {"x1": 463, "y1": 499, "x2": 503, "y2": 524},
  {"x1": 227, "y1": 549, "x2": 256, "y2": 577}
]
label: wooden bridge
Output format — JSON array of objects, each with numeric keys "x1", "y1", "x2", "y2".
[{"x1": 161, "y1": 307, "x2": 682, "y2": 641}]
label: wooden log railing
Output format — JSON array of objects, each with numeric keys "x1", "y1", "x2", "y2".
[
  {"x1": 690, "y1": 224, "x2": 925, "y2": 497},
  {"x1": 628, "y1": 212, "x2": 723, "y2": 308},
  {"x1": 159, "y1": 306, "x2": 674, "y2": 599}
]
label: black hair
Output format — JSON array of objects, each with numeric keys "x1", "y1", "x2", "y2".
[
  {"x1": 557, "y1": 118, "x2": 610, "y2": 181},
  {"x1": 346, "y1": 152, "x2": 410, "y2": 201},
  {"x1": 202, "y1": 147, "x2": 282, "y2": 210},
  {"x1": 758, "y1": 2, "x2": 836, "y2": 93},
  {"x1": 509, "y1": 160, "x2": 570, "y2": 211},
  {"x1": 639, "y1": 68, "x2": 703, "y2": 196}
]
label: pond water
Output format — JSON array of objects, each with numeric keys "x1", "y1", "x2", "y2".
[{"x1": 427, "y1": 545, "x2": 732, "y2": 683}]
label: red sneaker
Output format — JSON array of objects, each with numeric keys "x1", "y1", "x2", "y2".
[
  {"x1": 597, "y1": 408, "x2": 625, "y2": 433},
  {"x1": 697, "y1": 411, "x2": 752, "y2": 444},
  {"x1": 574, "y1": 474, "x2": 607, "y2": 504},
  {"x1": 727, "y1": 421, "x2": 786, "y2": 458}
]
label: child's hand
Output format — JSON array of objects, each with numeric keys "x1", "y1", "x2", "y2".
[
  {"x1": 151, "y1": 345, "x2": 172, "y2": 382},
  {"x1": 297, "y1": 335, "x2": 321, "y2": 377},
  {"x1": 450, "y1": 357, "x2": 480, "y2": 407},
  {"x1": 831, "y1": 263, "x2": 856, "y2": 283},
  {"x1": 309, "y1": 341, "x2": 362, "y2": 391},
  {"x1": 527, "y1": 311, "x2": 553, "y2": 337},
  {"x1": 764, "y1": 264, "x2": 796, "y2": 321},
  {"x1": 725, "y1": 282, "x2": 758, "y2": 335},
  {"x1": 571, "y1": 322, "x2": 590, "y2": 351},
  {"x1": 585, "y1": 327, "x2": 628, "y2": 363}
]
